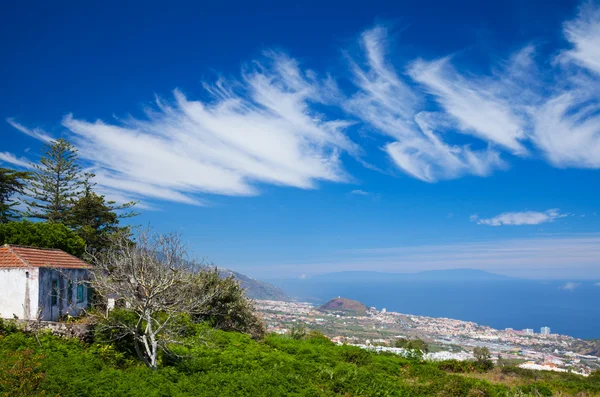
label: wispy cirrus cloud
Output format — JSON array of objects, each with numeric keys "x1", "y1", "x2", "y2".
[
  {"x1": 561, "y1": 1, "x2": 600, "y2": 74},
  {"x1": 345, "y1": 26, "x2": 506, "y2": 182},
  {"x1": 9, "y1": 53, "x2": 358, "y2": 206},
  {"x1": 401, "y1": 2, "x2": 600, "y2": 172},
  {"x1": 530, "y1": 2, "x2": 600, "y2": 169},
  {"x1": 406, "y1": 48, "x2": 534, "y2": 155},
  {"x1": 350, "y1": 189, "x2": 370, "y2": 196},
  {"x1": 6, "y1": 118, "x2": 53, "y2": 143},
  {"x1": 471, "y1": 209, "x2": 567, "y2": 226},
  {"x1": 6, "y1": 2, "x2": 600, "y2": 202},
  {"x1": 0, "y1": 152, "x2": 34, "y2": 169}
]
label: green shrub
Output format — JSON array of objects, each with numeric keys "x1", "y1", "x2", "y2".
[
  {"x1": 437, "y1": 359, "x2": 476, "y2": 373},
  {"x1": 0, "y1": 221, "x2": 85, "y2": 257},
  {"x1": 289, "y1": 323, "x2": 307, "y2": 340},
  {"x1": 393, "y1": 337, "x2": 429, "y2": 353},
  {"x1": 338, "y1": 345, "x2": 372, "y2": 366},
  {"x1": 0, "y1": 327, "x2": 598, "y2": 397},
  {"x1": 0, "y1": 318, "x2": 19, "y2": 335}
]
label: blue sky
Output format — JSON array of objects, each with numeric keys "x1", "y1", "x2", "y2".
[{"x1": 1, "y1": 0, "x2": 600, "y2": 279}]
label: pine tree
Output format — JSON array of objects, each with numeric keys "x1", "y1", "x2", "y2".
[
  {"x1": 25, "y1": 138, "x2": 82, "y2": 222},
  {"x1": 66, "y1": 173, "x2": 138, "y2": 254},
  {"x1": 0, "y1": 168, "x2": 31, "y2": 223}
]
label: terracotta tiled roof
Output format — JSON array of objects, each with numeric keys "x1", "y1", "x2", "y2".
[{"x1": 0, "y1": 245, "x2": 92, "y2": 269}]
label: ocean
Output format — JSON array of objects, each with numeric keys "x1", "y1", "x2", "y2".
[{"x1": 271, "y1": 278, "x2": 600, "y2": 339}]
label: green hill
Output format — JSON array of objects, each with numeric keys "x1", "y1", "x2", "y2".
[
  {"x1": 1, "y1": 320, "x2": 599, "y2": 397},
  {"x1": 318, "y1": 297, "x2": 368, "y2": 316}
]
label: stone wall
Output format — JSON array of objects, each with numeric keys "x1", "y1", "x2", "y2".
[{"x1": 15, "y1": 319, "x2": 94, "y2": 342}]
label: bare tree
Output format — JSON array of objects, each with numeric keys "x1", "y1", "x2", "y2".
[{"x1": 87, "y1": 229, "x2": 205, "y2": 369}]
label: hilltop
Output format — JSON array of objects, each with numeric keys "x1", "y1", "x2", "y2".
[{"x1": 318, "y1": 297, "x2": 368, "y2": 316}]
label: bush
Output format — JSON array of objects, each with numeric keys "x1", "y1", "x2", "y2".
[
  {"x1": 394, "y1": 337, "x2": 429, "y2": 353},
  {"x1": 94, "y1": 309, "x2": 139, "y2": 359},
  {"x1": 0, "y1": 221, "x2": 85, "y2": 257},
  {"x1": 0, "y1": 349, "x2": 48, "y2": 397},
  {"x1": 515, "y1": 384, "x2": 553, "y2": 396},
  {"x1": 289, "y1": 324, "x2": 307, "y2": 340},
  {"x1": 338, "y1": 345, "x2": 372, "y2": 366},
  {"x1": 188, "y1": 267, "x2": 266, "y2": 339},
  {"x1": 305, "y1": 330, "x2": 332, "y2": 344},
  {"x1": 0, "y1": 318, "x2": 19, "y2": 335},
  {"x1": 473, "y1": 347, "x2": 494, "y2": 371},
  {"x1": 500, "y1": 365, "x2": 537, "y2": 379},
  {"x1": 437, "y1": 359, "x2": 476, "y2": 373}
]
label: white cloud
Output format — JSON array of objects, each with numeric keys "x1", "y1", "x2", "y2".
[
  {"x1": 561, "y1": 1, "x2": 600, "y2": 74},
  {"x1": 10, "y1": 53, "x2": 358, "y2": 206},
  {"x1": 385, "y1": 112, "x2": 505, "y2": 182},
  {"x1": 350, "y1": 189, "x2": 370, "y2": 195},
  {"x1": 8, "y1": 6, "x2": 600, "y2": 192},
  {"x1": 529, "y1": 4, "x2": 600, "y2": 169},
  {"x1": 407, "y1": 50, "x2": 532, "y2": 154},
  {"x1": 472, "y1": 209, "x2": 567, "y2": 226},
  {"x1": 6, "y1": 118, "x2": 53, "y2": 143},
  {"x1": 0, "y1": 152, "x2": 33, "y2": 169},
  {"x1": 379, "y1": 2, "x2": 600, "y2": 175},
  {"x1": 345, "y1": 26, "x2": 506, "y2": 182},
  {"x1": 531, "y1": 91, "x2": 600, "y2": 168},
  {"x1": 560, "y1": 282, "x2": 580, "y2": 291}
]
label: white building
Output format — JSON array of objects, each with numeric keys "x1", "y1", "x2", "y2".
[
  {"x1": 0, "y1": 245, "x2": 91, "y2": 321},
  {"x1": 541, "y1": 326, "x2": 551, "y2": 335},
  {"x1": 523, "y1": 328, "x2": 534, "y2": 335}
]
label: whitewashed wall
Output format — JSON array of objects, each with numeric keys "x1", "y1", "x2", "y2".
[{"x1": 0, "y1": 267, "x2": 40, "y2": 320}]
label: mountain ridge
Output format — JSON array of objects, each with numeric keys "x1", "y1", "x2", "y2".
[
  {"x1": 306, "y1": 268, "x2": 514, "y2": 282},
  {"x1": 220, "y1": 268, "x2": 290, "y2": 301}
]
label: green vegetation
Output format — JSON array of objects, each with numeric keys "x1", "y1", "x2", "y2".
[
  {"x1": 0, "y1": 220, "x2": 85, "y2": 256},
  {"x1": 88, "y1": 229, "x2": 264, "y2": 369},
  {"x1": 0, "y1": 167, "x2": 30, "y2": 224},
  {"x1": 393, "y1": 337, "x2": 429, "y2": 353},
  {"x1": 65, "y1": 173, "x2": 137, "y2": 255},
  {"x1": 0, "y1": 138, "x2": 137, "y2": 255},
  {"x1": 189, "y1": 267, "x2": 266, "y2": 339},
  {"x1": 25, "y1": 138, "x2": 83, "y2": 223},
  {"x1": 1, "y1": 319, "x2": 599, "y2": 397},
  {"x1": 473, "y1": 346, "x2": 494, "y2": 371}
]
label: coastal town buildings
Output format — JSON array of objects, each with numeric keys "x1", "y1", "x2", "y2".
[{"x1": 256, "y1": 299, "x2": 600, "y2": 375}]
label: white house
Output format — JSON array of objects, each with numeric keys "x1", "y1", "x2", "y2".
[{"x1": 0, "y1": 244, "x2": 92, "y2": 321}]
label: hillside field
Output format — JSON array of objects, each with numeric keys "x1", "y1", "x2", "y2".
[{"x1": 1, "y1": 320, "x2": 600, "y2": 397}]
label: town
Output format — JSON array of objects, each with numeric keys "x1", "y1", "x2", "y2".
[{"x1": 257, "y1": 299, "x2": 600, "y2": 376}]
